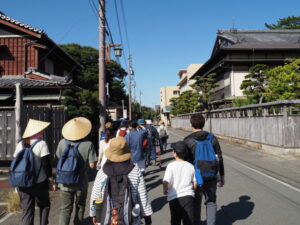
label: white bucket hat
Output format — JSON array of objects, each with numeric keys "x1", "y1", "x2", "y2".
[
  {"x1": 146, "y1": 120, "x2": 152, "y2": 125},
  {"x1": 22, "y1": 119, "x2": 50, "y2": 139},
  {"x1": 62, "y1": 117, "x2": 92, "y2": 141}
]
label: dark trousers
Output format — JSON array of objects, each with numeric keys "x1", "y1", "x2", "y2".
[
  {"x1": 194, "y1": 180, "x2": 217, "y2": 225},
  {"x1": 18, "y1": 180, "x2": 50, "y2": 225},
  {"x1": 169, "y1": 195, "x2": 194, "y2": 225},
  {"x1": 59, "y1": 189, "x2": 88, "y2": 225}
]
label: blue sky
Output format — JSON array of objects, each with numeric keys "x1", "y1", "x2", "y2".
[{"x1": 1, "y1": 0, "x2": 300, "y2": 107}]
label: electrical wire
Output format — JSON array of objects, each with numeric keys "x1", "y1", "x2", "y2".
[{"x1": 120, "y1": 0, "x2": 131, "y2": 54}]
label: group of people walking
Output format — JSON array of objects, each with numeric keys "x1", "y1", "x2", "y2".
[{"x1": 10, "y1": 113, "x2": 224, "y2": 225}]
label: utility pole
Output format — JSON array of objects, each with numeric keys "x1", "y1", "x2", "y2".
[
  {"x1": 139, "y1": 90, "x2": 142, "y2": 114},
  {"x1": 128, "y1": 54, "x2": 133, "y2": 120},
  {"x1": 99, "y1": 0, "x2": 106, "y2": 133}
]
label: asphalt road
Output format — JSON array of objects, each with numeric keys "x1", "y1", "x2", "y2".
[{"x1": 1, "y1": 127, "x2": 300, "y2": 225}]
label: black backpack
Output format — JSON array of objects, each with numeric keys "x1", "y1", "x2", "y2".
[{"x1": 100, "y1": 175, "x2": 134, "y2": 225}]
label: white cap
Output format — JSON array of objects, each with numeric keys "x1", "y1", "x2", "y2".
[{"x1": 145, "y1": 120, "x2": 152, "y2": 125}]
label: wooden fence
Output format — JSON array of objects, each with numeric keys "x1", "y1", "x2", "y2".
[
  {"x1": 171, "y1": 100, "x2": 300, "y2": 148},
  {"x1": 0, "y1": 105, "x2": 67, "y2": 161}
]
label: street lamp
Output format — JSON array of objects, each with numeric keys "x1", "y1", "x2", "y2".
[
  {"x1": 105, "y1": 44, "x2": 122, "y2": 61},
  {"x1": 114, "y1": 47, "x2": 122, "y2": 58}
]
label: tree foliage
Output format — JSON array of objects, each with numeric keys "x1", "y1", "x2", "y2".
[
  {"x1": 240, "y1": 64, "x2": 269, "y2": 104},
  {"x1": 265, "y1": 58, "x2": 300, "y2": 101},
  {"x1": 265, "y1": 16, "x2": 300, "y2": 29},
  {"x1": 59, "y1": 43, "x2": 128, "y2": 124},
  {"x1": 240, "y1": 59, "x2": 300, "y2": 104},
  {"x1": 192, "y1": 73, "x2": 219, "y2": 110},
  {"x1": 170, "y1": 90, "x2": 200, "y2": 115}
]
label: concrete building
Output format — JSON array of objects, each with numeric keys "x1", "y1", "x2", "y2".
[
  {"x1": 177, "y1": 64, "x2": 202, "y2": 92},
  {"x1": 160, "y1": 86, "x2": 180, "y2": 125}
]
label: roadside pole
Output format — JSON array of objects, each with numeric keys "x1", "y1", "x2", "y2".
[{"x1": 99, "y1": 0, "x2": 106, "y2": 135}]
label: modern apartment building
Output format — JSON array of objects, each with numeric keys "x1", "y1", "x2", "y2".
[{"x1": 160, "y1": 86, "x2": 180, "y2": 125}]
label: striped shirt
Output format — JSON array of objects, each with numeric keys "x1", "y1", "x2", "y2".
[{"x1": 90, "y1": 165, "x2": 153, "y2": 218}]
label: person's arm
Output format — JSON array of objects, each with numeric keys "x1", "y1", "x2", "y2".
[
  {"x1": 88, "y1": 143, "x2": 97, "y2": 169},
  {"x1": 212, "y1": 136, "x2": 225, "y2": 186},
  {"x1": 163, "y1": 181, "x2": 169, "y2": 195},
  {"x1": 212, "y1": 136, "x2": 224, "y2": 176},
  {"x1": 90, "y1": 170, "x2": 106, "y2": 218},
  {"x1": 136, "y1": 169, "x2": 153, "y2": 218},
  {"x1": 40, "y1": 155, "x2": 52, "y2": 178}
]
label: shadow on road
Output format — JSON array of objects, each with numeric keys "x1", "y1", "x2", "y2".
[
  {"x1": 145, "y1": 175, "x2": 159, "y2": 183},
  {"x1": 147, "y1": 178, "x2": 162, "y2": 192},
  {"x1": 151, "y1": 196, "x2": 167, "y2": 213},
  {"x1": 214, "y1": 195, "x2": 254, "y2": 225}
]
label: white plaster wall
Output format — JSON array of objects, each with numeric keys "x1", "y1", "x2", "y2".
[{"x1": 230, "y1": 71, "x2": 248, "y2": 97}]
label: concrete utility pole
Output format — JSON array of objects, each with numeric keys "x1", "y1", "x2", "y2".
[
  {"x1": 99, "y1": 0, "x2": 106, "y2": 133},
  {"x1": 139, "y1": 90, "x2": 142, "y2": 113},
  {"x1": 128, "y1": 54, "x2": 134, "y2": 120}
]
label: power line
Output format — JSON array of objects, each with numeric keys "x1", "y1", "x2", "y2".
[
  {"x1": 120, "y1": 0, "x2": 131, "y2": 54},
  {"x1": 87, "y1": 0, "x2": 99, "y2": 21},
  {"x1": 113, "y1": 0, "x2": 127, "y2": 67}
]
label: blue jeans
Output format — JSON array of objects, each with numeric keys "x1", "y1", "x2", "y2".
[{"x1": 150, "y1": 145, "x2": 156, "y2": 161}]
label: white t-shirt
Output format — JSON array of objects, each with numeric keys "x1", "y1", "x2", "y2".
[
  {"x1": 163, "y1": 160, "x2": 195, "y2": 201},
  {"x1": 99, "y1": 139, "x2": 110, "y2": 167},
  {"x1": 14, "y1": 139, "x2": 50, "y2": 183}
]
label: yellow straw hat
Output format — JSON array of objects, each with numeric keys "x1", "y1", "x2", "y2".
[
  {"x1": 105, "y1": 137, "x2": 132, "y2": 162},
  {"x1": 62, "y1": 117, "x2": 92, "y2": 141},
  {"x1": 22, "y1": 119, "x2": 50, "y2": 139}
]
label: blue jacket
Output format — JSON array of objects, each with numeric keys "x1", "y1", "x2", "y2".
[{"x1": 125, "y1": 129, "x2": 147, "y2": 163}]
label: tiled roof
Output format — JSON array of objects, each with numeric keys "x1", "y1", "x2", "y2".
[
  {"x1": 218, "y1": 29, "x2": 300, "y2": 46},
  {"x1": 0, "y1": 76, "x2": 71, "y2": 88},
  {"x1": 0, "y1": 12, "x2": 44, "y2": 35}
]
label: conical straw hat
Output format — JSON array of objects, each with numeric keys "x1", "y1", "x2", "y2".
[
  {"x1": 62, "y1": 117, "x2": 92, "y2": 141},
  {"x1": 22, "y1": 119, "x2": 51, "y2": 139}
]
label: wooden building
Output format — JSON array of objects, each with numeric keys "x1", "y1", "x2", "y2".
[
  {"x1": 192, "y1": 29, "x2": 300, "y2": 107},
  {"x1": 0, "y1": 12, "x2": 81, "y2": 106}
]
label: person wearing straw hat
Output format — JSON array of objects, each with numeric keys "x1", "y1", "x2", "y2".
[
  {"x1": 90, "y1": 136, "x2": 153, "y2": 225},
  {"x1": 13, "y1": 119, "x2": 52, "y2": 225},
  {"x1": 55, "y1": 117, "x2": 97, "y2": 225}
]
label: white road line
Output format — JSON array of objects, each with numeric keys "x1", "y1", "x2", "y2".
[
  {"x1": 168, "y1": 130, "x2": 300, "y2": 193},
  {"x1": 224, "y1": 155, "x2": 300, "y2": 192},
  {"x1": 0, "y1": 213, "x2": 13, "y2": 224}
]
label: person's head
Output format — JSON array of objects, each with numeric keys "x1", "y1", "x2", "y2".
[
  {"x1": 104, "y1": 128, "x2": 113, "y2": 143},
  {"x1": 105, "y1": 137, "x2": 131, "y2": 162},
  {"x1": 145, "y1": 120, "x2": 152, "y2": 125},
  {"x1": 130, "y1": 121, "x2": 138, "y2": 130},
  {"x1": 190, "y1": 114, "x2": 205, "y2": 130},
  {"x1": 119, "y1": 120, "x2": 127, "y2": 128},
  {"x1": 62, "y1": 117, "x2": 92, "y2": 141},
  {"x1": 172, "y1": 141, "x2": 188, "y2": 160}
]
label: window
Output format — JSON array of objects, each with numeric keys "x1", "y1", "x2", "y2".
[{"x1": 173, "y1": 90, "x2": 180, "y2": 95}]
